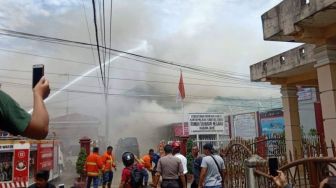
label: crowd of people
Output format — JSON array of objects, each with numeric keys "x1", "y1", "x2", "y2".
[
  {"x1": 84, "y1": 146, "x2": 116, "y2": 188},
  {"x1": 85, "y1": 142, "x2": 336, "y2": 188},
  {"x1": 83, "y1": 141, "x2": 225, "y2": 188},
  {"x1": 2, "y1": 77, "x2": 336, "y2": 188}
]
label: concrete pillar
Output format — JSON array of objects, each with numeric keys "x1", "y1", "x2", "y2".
[
  {"x1": 281, "y1": 85, "x2": 303, "y2": 160},
  {"x1": 314, "y1": 43, "x2": 336, "y2": 156},
  {"x1": 245, "y1": 155, "x2": 266, "y2": 188}
]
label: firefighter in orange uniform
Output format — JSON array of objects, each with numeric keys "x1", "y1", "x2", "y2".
[
  {"x1": 101, "y1": 146, "x2": 116, "y2": 188},
  {"x1": 84, "y1": 147, "x2": 103, "y2": 188}
]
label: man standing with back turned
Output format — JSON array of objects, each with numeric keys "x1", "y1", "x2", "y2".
[
  {"x1": 198, "y1": 143, "x2": 225, "y2": 188},
  {"x1": 152, "y1": 144, "x2": 186, "y2": 188}
]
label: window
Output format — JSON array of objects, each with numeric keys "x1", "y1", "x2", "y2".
[{"x1": 0, "y1": 152, "x2": 13, "y2": 182}]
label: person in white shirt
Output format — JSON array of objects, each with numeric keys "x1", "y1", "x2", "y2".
[
  {"x1": 172, "y1": 141, "x2": 188, "y2": 187},
  {"x1": 198, "y1": 143, "x2": 225, "y2": 188}
]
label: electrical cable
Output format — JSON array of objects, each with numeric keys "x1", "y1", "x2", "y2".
[
  {"x1": 1, "y1": 80, "x2": 281, "y2": 104},
  {"x1": 107, "y1": 0, "x2": 113, "y2": 88},
  {"x1": 0, "y1": 67, "x2": 277, "y2": 89},
  {"x1": 0, "y1": 28, "x2": 256, "y2": 82},
  {"x1": 0, "y1": 30, "x2": 260, "y2": 86},
  {"x1": 79, "y1": 0, "x2": 102, "y2": 89},
  {"x1": 91, "y1": 0, "x2": 105, "y2": 87},
  {"x1": 98, "y1": 0, "x2": 106, "y2": 84}
]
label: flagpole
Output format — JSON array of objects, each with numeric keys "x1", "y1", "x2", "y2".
[
  {"x1": 182, "y1": 98, "x2": 185, "y2": 136},
  {"x1": 181, "y1": 69, "x2": 185, "y2": 137},
  {"x1": 178, "y1": 69, "x2": 185, "y2": 137}
]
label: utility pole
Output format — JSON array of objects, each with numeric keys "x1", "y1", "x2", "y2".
[{"x1": 104, "y1": 87, "x2": 109, "y2": 145}]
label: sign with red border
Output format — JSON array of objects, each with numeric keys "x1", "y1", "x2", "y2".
[
  {"x1": 37, "y1": 142, "x2": 54, "y2": 170},
  {"x1": 13, "y1": 149, "x2": 29, "y2": 182}
]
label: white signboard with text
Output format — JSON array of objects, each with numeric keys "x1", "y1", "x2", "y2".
[
  {"x1": 233, "y1": 113, "x2": 257, "y2": 138},
  {"x1": 188, "y1": 113, "x2": 228, "y2": 135}
]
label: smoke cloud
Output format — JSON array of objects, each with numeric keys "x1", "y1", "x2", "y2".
[{"x1": 0, "y1": 0, "x2": 297, "y2": 153}]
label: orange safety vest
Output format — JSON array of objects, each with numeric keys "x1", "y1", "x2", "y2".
[
  {"x1": 142, "y1": 154, "x2": 152, "y2": 170},
  {"x1": 85, "y1": 152, "x2": 103, "y2": 177},
  {"x1": 101, "y1": 151, "x2": 115, "y2": 171}
]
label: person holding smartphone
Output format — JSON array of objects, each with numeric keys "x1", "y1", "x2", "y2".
[{"x1": 0, "y1": 74, "x2": 50, "y2": 139}]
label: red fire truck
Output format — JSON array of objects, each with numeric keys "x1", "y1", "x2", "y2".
[{"x1": 0, "y1": 137, "x2": 63, "y2": 188}]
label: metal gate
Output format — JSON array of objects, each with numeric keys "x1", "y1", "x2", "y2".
[{"x1": 222, "y1": 138, "x2": 253, "y2": 188}]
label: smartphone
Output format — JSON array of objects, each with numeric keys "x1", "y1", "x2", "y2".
[
  {"x1": 268, "y1": 158, "x2": 279, "y2": 176},
  {"x1": 32, "y1": 64, "x2": 44, "y2": 88},
  {"x1": 58, "y1": 184, "x2": 65, "y2": 188}
]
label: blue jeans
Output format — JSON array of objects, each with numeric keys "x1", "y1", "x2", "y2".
[
  {"x1": 103, "y1": 171, "x2": 113, "y2": 185},
  {"x1": 86, "y1": 176, "x2": 99, "y2": 188}
]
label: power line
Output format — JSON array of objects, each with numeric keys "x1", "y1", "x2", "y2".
[
  {"x1": 107, "y1": 0, "x2": 113, "y2": 88},
  {"x1": 1, "y1": 80, "x2": 281, "y2": 102},
  {"x1": 91, "y1": 0, "x2": 105, "y2": 86},
  {"x1": 0, "y1": 71, "x2": 276, "y2": 90},
  {"x1": 0, "y1": 44, "x2": 261, "y2": 87},
  {"x1": 0, "y1": 47, "x2": 93, "y2": 66},
  {"x1": 0, "y1": 29, "x2": 280, "y2": 93},
  {"x1": 0, "y1": 29, "x2": 260, "y2": 86},
  {"x1": 98, "y1": 0, "x2": 106, "y2": 83},
  {"x1": 0, "y1": 28, "x2": 254, "y2": 81},
  {"x1": 79, "y1": 0, "x2": 102, "y2": 89},
  {"x1": 0, "y1": 67, "x2": 277, "y2": 89}
]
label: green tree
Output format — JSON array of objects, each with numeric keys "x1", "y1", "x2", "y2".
[
  {"x1": 76, "y1": 148, "x2": 87, "y2": 177},
  {"x1": 186, "y1": 139, "x2": 194, "y2": 174},
  {"x1": 308, "y1": 128, "x2": 317, "y2": 136}
]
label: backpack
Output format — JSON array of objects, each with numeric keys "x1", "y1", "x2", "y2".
[{"x1": 129, "y1": 165, "x2": 144, "y2": 188}]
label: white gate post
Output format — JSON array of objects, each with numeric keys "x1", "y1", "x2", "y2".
[{"x1": 245, "y1": 155, "x2": 265, "y2": 188}]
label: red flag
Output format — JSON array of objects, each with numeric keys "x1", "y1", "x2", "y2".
[{"x1": 178, "y1": 71, "x2": 185, "y2": 99}]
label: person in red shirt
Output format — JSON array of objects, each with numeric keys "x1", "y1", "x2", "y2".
[
  {"x1": 101, "y1": 146, "x2": 116, "y2": 188},
  {"x1": 119, "y1": 152, "x2": 148, "y2": 188}
]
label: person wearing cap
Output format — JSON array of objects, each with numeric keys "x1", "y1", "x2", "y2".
[
  {"x1": 172, "y1": 141, "x2": 188, "y2": 187},
  {"x1": 198, "y1": 143, "x2": 225, "y2": 188}
]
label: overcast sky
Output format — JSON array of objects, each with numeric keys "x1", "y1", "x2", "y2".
[{"x1": 0, "y1": 0, "x2": 299, "y2": 143}]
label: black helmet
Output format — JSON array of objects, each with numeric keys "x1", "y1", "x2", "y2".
[{"x1": 122, "y1": 152, "x2": 135, "y2": 167}]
